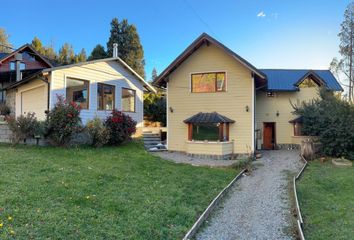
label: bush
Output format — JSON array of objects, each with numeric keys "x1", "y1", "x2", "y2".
[
  {"x1": 0, "y1": 102, "x2": 11, "y2": 116},
  {"x1": 144, "y1": 92, "x2": 166, "y2": 126},
  {"x1": 6, "y1": 112, "x2": 40, "y2": 145},
  {"x1": 293, "y1": 88, "x2": 354, "y2": 158},
  {"x1": 46, "y1": 95, "x2": 82, "y2": 146},
  {"x1": 105, "y1": 110, "x2": 136, "y2": 145},
  {"x1": 86, "y1": 117, "x2": 110, "y2": 147}
]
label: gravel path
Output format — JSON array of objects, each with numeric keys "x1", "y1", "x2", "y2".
[
  {"x1": 196, "y1": 150, "x2": 302, "y2": 240},
  {"x1": 152, "y1": 151, "x2": 237, "y2": 167}
]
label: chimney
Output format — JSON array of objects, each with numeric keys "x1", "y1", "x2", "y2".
[
  {"x1": 113, "y1": 43, "x2": 118, "y2": 58},
  {"x1": 15, "y1": 53, "x2": 22, "y2": 82}
]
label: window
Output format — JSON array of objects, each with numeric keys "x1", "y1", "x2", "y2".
[
  {"x1": 66, "y1": 78, "x2": 89, "y2": 109},
  {"x1": 191, "y1": 72, "x2": 226, "y2": 93},
  {"x1": 294, "y1": 122, "x2": 303, "y2": 136},
  {"x1": 298, "y1": 78, "x2": 318, "y2": 88},
  {"x1": 122, "y1": 88, "x2": 135, "y2": 112},
  {"x1": 9, "y1": 62, "x2": 26, "y2": 71},
  {"x1": 188, "y1": 123, "x2": 230, "y2": 142},
  {"x1": 97, "y1": 83, "x2": 115, "y2": 110}
]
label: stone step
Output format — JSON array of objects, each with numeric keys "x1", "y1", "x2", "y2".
[{"x1": 143, "y1": 138, "x2": 161, "y2": 142}]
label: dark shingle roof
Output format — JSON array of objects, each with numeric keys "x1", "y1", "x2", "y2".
[
  {"x1": 260, "y1": 69, "x2": 343, "y2": 91},
  {"x1": 289, "y1": 116, "x2": 303, "y2": 123},
  {"x1": 184, "y1": 112, "x2": 235, "y2": 124}
]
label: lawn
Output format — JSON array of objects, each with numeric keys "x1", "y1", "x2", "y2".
[
  {"x1": 297, "y1": 160, "x2": 354, "y2": 240},
  {"x1": 0, "y1": 141, "x2": 237, "y2": 239}
]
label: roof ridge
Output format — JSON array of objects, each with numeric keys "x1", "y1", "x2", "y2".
[{"x1": 260, "y1": 68, "x2": 330, "y2": 71}]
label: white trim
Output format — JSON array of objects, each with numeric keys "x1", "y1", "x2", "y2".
[
  {"x1": 251, "y1": 75, "x2": 255, "y2": 152},
  {"x1": 166, "y1": 82, "x2": 169, "y2": 150},
  {"x1": 189, "y1": 70, "x2": 228, "y2": 93}
]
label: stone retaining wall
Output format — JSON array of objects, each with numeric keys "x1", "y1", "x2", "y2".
[{"x1": 0, "y1": 122, "x2": 11, "y2": 143}]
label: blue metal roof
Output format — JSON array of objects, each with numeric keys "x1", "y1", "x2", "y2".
[
  {"x1": 260, "y1": 69, "x2": 343, "y2": 91},
  {"x1": 0, "y1": 53, "x2": 8, "y2": 60}
]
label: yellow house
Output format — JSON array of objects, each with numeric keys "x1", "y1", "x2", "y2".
[
  {"x1": 5, "y1": 57, "x2": 155, "y2": 133},
  {"x1": 154, "y1": 33, "x2": 342, "y2": 158}
]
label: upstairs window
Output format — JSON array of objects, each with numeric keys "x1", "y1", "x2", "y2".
[
  {"x1": 66, "y1": 78, "x2": 89, "y2": 109},
  {"x1": 97, "y1": 83, "x2": 115, "y2": 110},
  {"x1": 122, "y1": 88, "x2": 136, "y2": 112},
  {"x1": 191, "y1": 72, "x2": 226, "y2": 93},
  {"x1": 9, "y1": 62, "x2": 26, "y2": 71}
]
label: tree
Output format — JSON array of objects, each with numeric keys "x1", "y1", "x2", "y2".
[
  {"x1": 88, "y1": 44, "x2": 107, "y2": 60},
  {"x1": 331, "y1": 2, "x2": 354, "y2": 102},
  {"x1": 0, "y1": 28, "x2": 12, "y2": 53},
  {"x1": 151, "y1": 67, "x2": 158, "y2": 82},
  {"x1": 31, "y1": 36, "x2": 45, "y2": 55},
  {"x1": 107, "y1": 18, "x2": 145, "y2": 78},
  {"x1": 293, "y1": 88, "x2": 354, "y2": 159},
  {"x1": 76, "y1": 48, "x2": 87, "y2": 62},
  {"x1": 58, "y1": 43, "x2": 75, "y2": 64}
]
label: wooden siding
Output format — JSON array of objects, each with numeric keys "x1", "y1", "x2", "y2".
[
  {"x1": 50, "y1": 60, "x2": 144, "y2": 126},
  {"x1": 167, "y1": 44, "x2": 253, "y2": 154},
  {"x1": 256, "y1": 80, "x2": 320, "y2": 146}
]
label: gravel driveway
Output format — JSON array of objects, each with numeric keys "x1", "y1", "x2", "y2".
[{"x1": 196, "y1": 150, "x2": 302, "y2": 240}]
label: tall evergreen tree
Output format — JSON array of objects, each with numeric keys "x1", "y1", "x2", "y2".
[
  {"x1": 331, "y1": 2, "x2": 354, "y2": 102},
  {"x1": 0, "y1": 28, "x2": 12, "y2": 53},
  {"x1": 88, "y1": 44, "x2": 107, "y2": 60},
  {"x1": 151, "y1": 68, "x2": 158, "y2": 81},
  {"x1": 107, "y1": 18, "x2": 145, "y2": 78}
]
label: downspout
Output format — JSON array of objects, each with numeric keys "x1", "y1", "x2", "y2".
[{"x1": 37, "y1": 73, "x2": 50, "y2": 115}]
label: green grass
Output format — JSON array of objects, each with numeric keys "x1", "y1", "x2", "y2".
[
  {"x1": 0, "y1": 141, "x2": 237, "y2": 239},
  {"x1": 297, "y1": 160, "x2": 354, "y2": 240}
]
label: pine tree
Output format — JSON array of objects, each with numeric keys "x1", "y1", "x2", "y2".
[
  {"x1": 0, "y1": 28, "x2": 12, "y2": 53},
  {"x1": 151, "y1": 68, "x2": 158, "y2": 81},
  {"x1": 88, "y1": 44, "x2": 107, "y2": 60},
  {"x1": 332, "y1": 2, "x2": 354, "y2": 102},
  {"x1": 107, "y1": 18, "x2": 145, "y2": 78}
]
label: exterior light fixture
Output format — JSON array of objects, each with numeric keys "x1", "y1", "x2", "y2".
[
  {"x1": 276, "y1": 111, "x2": 280, "y2": 117},
  {"x1": 245, "y1": 105, "x2": 249, "y2": 112},
  {"x1": 169, "y1": 107, "x2": 174, "y2": 113}
]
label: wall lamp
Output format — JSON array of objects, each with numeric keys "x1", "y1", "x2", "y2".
[
  {"x1": 169, "y1": 107, "x2": 174, "y2": 113},
  {"x1": 245, "y1": 105, "x2": 249, "y2": 112},
  {"x1": 276, "y1": 110, "x2": 280, "y2": 117}
]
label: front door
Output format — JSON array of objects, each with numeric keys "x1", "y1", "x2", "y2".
[{"x1": 263, "y1": 122, "x2": 276, "y2": 150}]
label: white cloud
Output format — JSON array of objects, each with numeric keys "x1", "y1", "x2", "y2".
[{"x1": 257, "y1": 11, "x2": 266, "y2": 18}]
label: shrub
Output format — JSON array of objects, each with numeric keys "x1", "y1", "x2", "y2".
[
  {"x1": 293, "y1": 88, "x2": 354, "y2": 158},
  {"x1": 144, "y1": 92, "x2": 166, "y2": 126},
  {"x1": 6, "y1": 112, "x2": 40, "y2": 144},
  {"x1": 46, "y1": 95, "x2": 82, "y2": 146},
  {"x1": 0, "y1": 102, "x2": 11, "y2": 116},
  {"x1": 86, "y1": 117, "x2": 110, "y2": 147},
  {"x1": 105, "y1": 110, "x2": 136, "y2": 145}
]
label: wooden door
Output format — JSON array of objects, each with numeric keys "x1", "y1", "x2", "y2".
[{"x1": 263, "y1": 122, "x2": 275, "y2": 150}]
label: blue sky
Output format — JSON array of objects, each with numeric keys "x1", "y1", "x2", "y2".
[{"x1": 0, "y1": 0, "x2": 350, "y2": 80}]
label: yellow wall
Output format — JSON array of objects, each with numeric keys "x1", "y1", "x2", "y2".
[
  {"x1": 186, "y1": 141, "x2": 234, "y2": 156},
  {"x1": 15, "y1": 78, "x2": 48, "y2": 120},
  {"x1": 167, "y1": 43, "x2": 254, "y2": 154},
  {"x1": 255, "y1": 80, "x2": 320, "y2": 147}
]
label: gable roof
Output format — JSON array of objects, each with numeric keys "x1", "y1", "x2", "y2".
[
  {"x1": 0, "y1": 44, "x2": 53, "y2": 68},
  {"x1": 154, "y1": 33, "x2": 266, "y2": 87},
  {"x1": 6, "y1": 57, "x2": 156, "y2": 93},
  {"x1": 260, "y1": 69, "x2": 343, "y2": 91}
]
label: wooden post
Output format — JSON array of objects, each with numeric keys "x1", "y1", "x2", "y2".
[
  {"x1": 219, "y1": 123, "x2": 224, "y2": 141},
  {"x1": 226, "y1": 123, "x2": 230, "y2": 141},
  {"x1": 188, "y1": 123, "x2": 193, "y2": 141}
]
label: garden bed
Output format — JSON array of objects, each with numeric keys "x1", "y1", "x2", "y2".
[
  {"x1": 0, "y1": 141, "x2": 237, "y2": 239},
  {"x1": 297, "y1": 159, "x2": 354, "y2": 239}
]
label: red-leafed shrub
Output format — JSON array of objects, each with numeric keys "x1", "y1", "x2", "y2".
[
  {"x1": 105, "y1": 110, "x2": 136, "y2": 145},
  {"x1": 46, "y1": 95, "x2": 82, "y2": 146}
]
